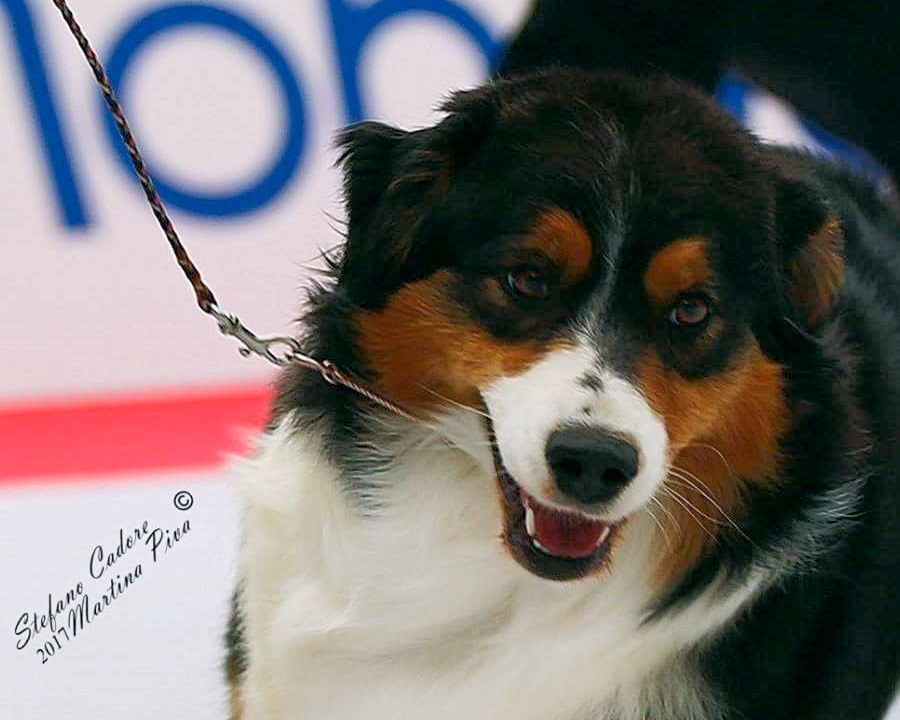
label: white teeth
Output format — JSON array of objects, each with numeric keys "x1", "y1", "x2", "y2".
[
  {"x1": 521, "y1": 496, "x2": 613, "y2": 555},
  {"x1": 525, "y1": 505, "x2": 536, "y2": 538},
  {"x1": 533, "y1": 538, "x2": 552, "y2": 554}
]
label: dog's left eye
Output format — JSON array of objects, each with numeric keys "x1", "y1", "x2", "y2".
[
  {"x1": 668, "y1": 295, "x2": 710, "y2": 326},
  {"x1": 506, "y1": 267, "x2": 552, "y2": 300}
]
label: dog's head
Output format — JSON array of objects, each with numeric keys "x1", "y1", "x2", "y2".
[{"x1": 331, "y1": 70, "x2": 844, "y2": 584}]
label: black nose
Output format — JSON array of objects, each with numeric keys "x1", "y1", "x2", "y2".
[{"x1": 546, "y1": 428, "x2": 639, "y2": 505}]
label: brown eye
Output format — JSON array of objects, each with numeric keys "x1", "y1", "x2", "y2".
[
  {"x1": 668, "y1": 296, "x2": 710, "y2": 326},
  {"x1": 506, "y1": 267, "x2": 551, "y2": 300}
]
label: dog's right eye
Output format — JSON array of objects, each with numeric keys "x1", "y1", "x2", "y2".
[{"x1": 505, "y1": 266, "x2": 552, "y2": 300}]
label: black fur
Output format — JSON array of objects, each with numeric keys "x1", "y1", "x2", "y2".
[{"x1": 499, "y1": 0, "x2": 900, "y2": 184}]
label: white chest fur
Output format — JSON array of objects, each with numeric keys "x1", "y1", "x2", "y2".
[{"x1": 234, "y1": 415, "x2": 759, "y2": 720}]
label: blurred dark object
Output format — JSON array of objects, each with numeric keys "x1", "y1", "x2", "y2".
[{"x1": 500, "y1": 0, "x2": 900, "y2": 183}]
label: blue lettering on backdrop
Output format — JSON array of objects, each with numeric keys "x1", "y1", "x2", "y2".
[
  {"x1": 326, "y1": 0, "x2": 500, "y2": 124},
  {"x1": 2, "y1": 0, "x2": 89, "y2": 228},
  {"x1": 102, "y1": 4, "x2": 307, "y2": 218},
  {"x1": 6, "y1": 0, "x2": 497, "y2": 229}
]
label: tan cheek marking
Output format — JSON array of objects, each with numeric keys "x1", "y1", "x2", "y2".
[
  {"x1": 643, "y1": 237, "x2": 711, "y2": 310},
  {"x1": 635, "y1": 343, "x2": 787, "y2": 591},
  {"x1": 357, "y1": 270, "x2": 565, "y2": 411},
  {"x1": 524, "y1": 209, "x2": 594, "y2": 287}
]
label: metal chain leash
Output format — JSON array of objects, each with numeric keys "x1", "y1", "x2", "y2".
[{"x1": 50, "y1": 0, "x2": 416, "y2": 422}]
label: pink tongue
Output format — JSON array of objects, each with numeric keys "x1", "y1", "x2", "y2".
[{"x1": 530, "y1": 500, "x2": 610, "y2": 559}]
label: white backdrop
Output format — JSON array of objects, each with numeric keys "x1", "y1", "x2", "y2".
[{"x1": 1, "y1": 1, "x2": 898, "y2": 718}]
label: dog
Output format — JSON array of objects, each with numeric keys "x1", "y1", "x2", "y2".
[{"x1": 225, "y1": 68, "x2": 900, "y2": 719}]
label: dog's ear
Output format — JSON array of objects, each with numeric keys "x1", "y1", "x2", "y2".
[
  {"x1": 335, "y1": 89, "x2": 498, "y2": 307},
  {"x1": 334, "y1": 121, "x2": 421, "y2": 306},
  {"x1": 774, "y1": 175, "x2": 845, "y2": 328},
  {"x1": 336, "y1": 121, "x2": 409, "y2": 242}
]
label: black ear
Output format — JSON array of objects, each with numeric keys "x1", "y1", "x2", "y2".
[
  {"x1": 336, "y1": 122, "x2": 409, "y2": 236},
  {"x1": 334, "y1": 88, "x2": 499, "y2": 307},
  {"x1": 334, "y1": 121, "x2": 427, "y2": 306},
  {"x1": 774, "y1": 175, "x2": 845, "y2": 328}
]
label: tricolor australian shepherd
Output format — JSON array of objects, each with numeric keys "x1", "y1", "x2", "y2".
[{"x1": 226, "y1": 69, "x2": 900, "y2": 719}]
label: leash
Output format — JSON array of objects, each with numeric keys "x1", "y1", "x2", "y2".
[{"x1": 50, "y1": 0, "x2": 416, "y2": 422}]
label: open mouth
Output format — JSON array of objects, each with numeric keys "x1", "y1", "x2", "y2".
[{"x1": 485, "y1": 416, "x2": 618, "y2": 581}]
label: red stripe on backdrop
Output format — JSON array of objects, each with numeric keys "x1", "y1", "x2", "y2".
[{"x1": 0, "y1": 384, "x2": 273, "y2": 485}]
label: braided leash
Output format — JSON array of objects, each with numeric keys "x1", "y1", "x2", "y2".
[
  {"x1": 51, "y1": 0, "x2": 216, "y2": 312},
  {"x1": 50, "y1": 0, "x2": 416, "y2": 422}
]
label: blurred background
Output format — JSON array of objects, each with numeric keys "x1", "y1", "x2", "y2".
[{"x1": 1, "y1": 1, "x2": 896, "y2": 718}]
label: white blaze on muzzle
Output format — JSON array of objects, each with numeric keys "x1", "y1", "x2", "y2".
[{"x1": 481, "y1": 341, "x2": 669, "y2": 522}]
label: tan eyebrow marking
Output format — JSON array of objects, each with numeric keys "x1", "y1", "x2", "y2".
[
  {"x1": 643, "y1": 237, "x2": 711, "y2": 309},
  {"x1": 522, "y1": 209, "x2": 594, "y2": 287}
]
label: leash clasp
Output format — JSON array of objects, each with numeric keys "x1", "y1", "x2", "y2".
[
  {"x1": 207, "y1": 305, "x2": 415, "y2": 420},
  {"x1": 210, "y1": 305, "x2": 307, "y2": 369}
]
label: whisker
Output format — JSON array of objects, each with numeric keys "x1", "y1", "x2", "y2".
[
  {"x1": 668, "y1": 466, "x2": 755, "y2": 545},
  {"x1": 417, "y1": 384, "x2": 491, "y2": 419},
  {"x1": 659, "y1": 486, "x2": 719, "y2": 542},
  {"x1": 649, "y1": 494, "x2": 682, "y2": 538},
  {"x1": 668, "y1": 468, "x2": 736, "y2": 522},
  {"x1": 664, "y1": 480, "x2": 728, "y2": 528},
  {"x1": 644, "y1": 504, "x2": 673, "y2": 552},
  {"x1": 670, "y1": 442, "x2": 737, "y2": 482}
]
